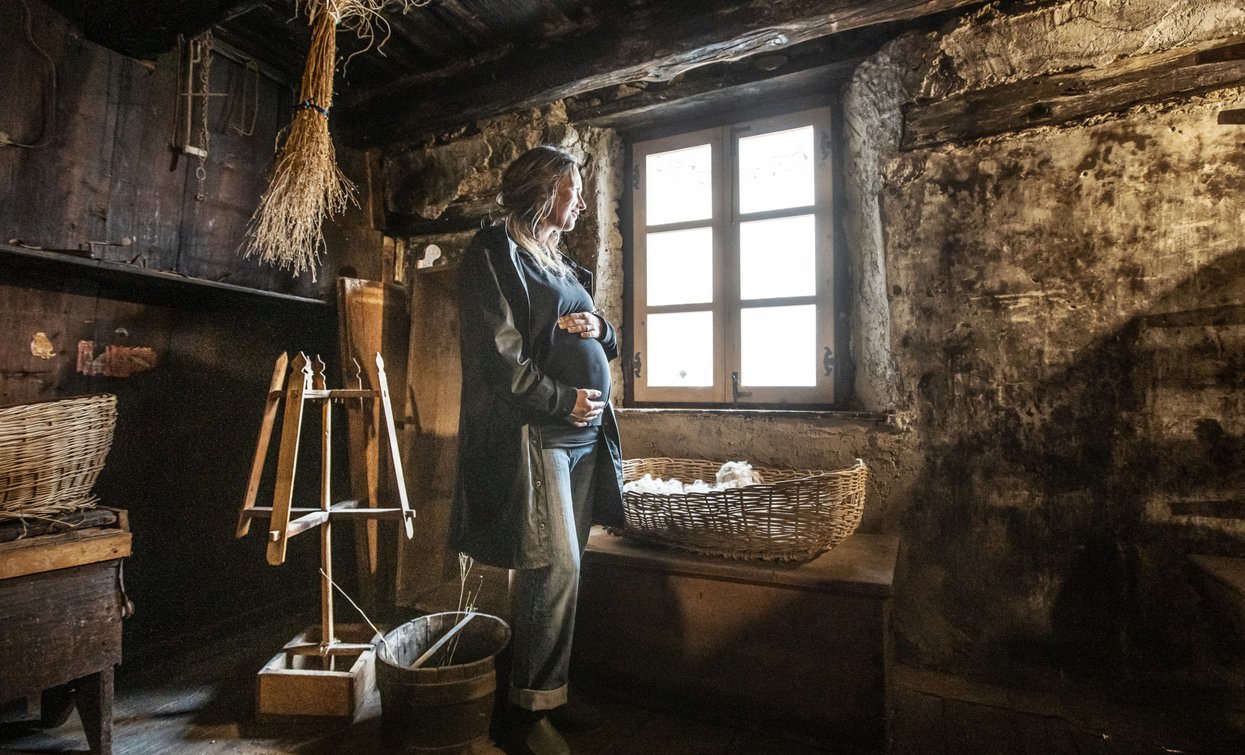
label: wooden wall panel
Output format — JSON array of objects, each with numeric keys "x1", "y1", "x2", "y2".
[
  {"x1": 0, "y1": 3, "x2": 53, "y2": 149},
  {"x1": 175, "y1": 55, "x2": 290, "y2": 292},
  {"x1": 395, "y1": 268, "x2": 466, "y2": 607},
  {"x1": 0, "y1": 281, "x2": 100, "y2": 405},
  {"x1": 103, "y1": 53, "x2": 189, "y2": 270},
  {"x1": 0, "y1": 0, "x2": 352, "y2": 298},
  {"x1": 0, "y1": 3, "x2": 118, "y2": 252},
  {"x1": 1, "y1": 275, "x2": 338, "y2": 661},
  {"x1": 0, "y1": 1, "x2": 365, "y2": 663}
]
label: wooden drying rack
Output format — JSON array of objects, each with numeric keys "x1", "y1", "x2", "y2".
[{"x1": 236, "y1": 350, "x2": 414, "y2": 671}]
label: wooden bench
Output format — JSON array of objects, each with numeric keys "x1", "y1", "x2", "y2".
[{"x1": 573, "y1": 528, "x2": 898, "y2": 747}]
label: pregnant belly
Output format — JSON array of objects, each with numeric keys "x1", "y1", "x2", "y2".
[{"x1": 549, "y1": 334, "x2": 611, "y2": 395}]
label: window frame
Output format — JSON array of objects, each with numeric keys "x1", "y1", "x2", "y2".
[{"x1": 626, "y1": 105, "x2": 839, "y2": 408}]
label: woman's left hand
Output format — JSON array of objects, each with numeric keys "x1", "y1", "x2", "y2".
[{"x1": 558, "y1": 311, "x2": 603, "y2": 339}]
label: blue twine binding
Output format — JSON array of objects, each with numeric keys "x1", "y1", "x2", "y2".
[{"x1": 295, "y1": 100, "x2": 329, "y2": 118}]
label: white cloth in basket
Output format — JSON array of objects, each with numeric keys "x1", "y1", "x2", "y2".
[{"x1": 624, "y1": 461, "x2": 763, "y2": 495}]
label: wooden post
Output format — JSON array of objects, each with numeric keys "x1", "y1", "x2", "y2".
[
  {"x1": 376, "y1": 354, "x2": 414, "y2": 538},
  {"x1": 315, "y1": 356, "x2": 335, "y2": 669},
  {"x1": 267, "y1": 353, "x2": 311, "y2": 566},
  {"x1": 77, "y1": 667, "x2": 113, "y2": 755},
  {"x1": 237, "y1": 352, "x2": 289, "y2": 537}
]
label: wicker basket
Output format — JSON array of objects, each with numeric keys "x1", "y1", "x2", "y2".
[
  {"x1": 619, "y1": 457, "x2": 868, "y2": 561},
  {"x1": 0, "y1": 394, "x2": 117, "y2": 520}
]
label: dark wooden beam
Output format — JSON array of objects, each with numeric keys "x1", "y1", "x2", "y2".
[
  {"x1": 571, "y1": 62, "x2": 860, "y2": 137},
  {"x1": 565, "y1": 25, "x2": 895, "y2": 131},
  {"x1": 383, "y1": 195, "x2": 496, "y2": 237},
  {"x1": 903, "y1": 37, "x2": 1245, "y2": 150},
  {"x1": 41, "y1": 0, "x2": 259, "y2": 59},
  {"x1": 1219, "y1": 108, "x2": 1245, "y2": 124},
  {"x1": 338, "y1": 0, "x2": 982, "y2": 145}
]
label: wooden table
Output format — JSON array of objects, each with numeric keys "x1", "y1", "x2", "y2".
[
  {"x1": 0, "y1": 515, "x2": 132, "y2": 755},
  {"x1": 573, "y1": 529, "x2": 899, "y2": 748}
]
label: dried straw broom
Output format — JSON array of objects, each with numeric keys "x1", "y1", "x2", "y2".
[{"x1": 243, "y1": 1, "x2": 424, "y2": 280}]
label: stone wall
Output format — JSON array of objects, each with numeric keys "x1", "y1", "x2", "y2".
[{"x1": 845, "y1": 0, "x2": 1245, "y2": 684}]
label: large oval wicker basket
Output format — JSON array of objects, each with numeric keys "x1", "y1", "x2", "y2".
[
  {"x1": 0, "y1": 394, "x2": 117, "y2": 520},
  {"x1": 619, "y1": 457, "x2": 868, "y2": 561}
]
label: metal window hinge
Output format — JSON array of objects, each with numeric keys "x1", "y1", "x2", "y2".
[
  {"x1": 632, "y1": 351, "x2": 643, "y2": 378},
  {"x1": 731, "y1": 371, "x2": 752, "y2": 401},
  {"x1": 631, "y1": 165, "x2": 640, "y2": 191},
  {"x1": 823, "y1": 347, "x2": 834, "y2": 376}
]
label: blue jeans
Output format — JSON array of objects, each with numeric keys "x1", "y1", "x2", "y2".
[{"x1": 509, "y1": 440, "x2": 598, "y2": 711}]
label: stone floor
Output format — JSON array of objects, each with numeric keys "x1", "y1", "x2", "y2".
[
  {"x1": 890, "y1": 665, "x2": 1245, "y2": 755},
  {"x1": 2, "y1": 612, "x2": 1243, "y2": 754}
]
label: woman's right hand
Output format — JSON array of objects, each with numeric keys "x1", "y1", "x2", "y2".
[{"x1": 568, "y1": 388, "x2": 604, "y2": 427}]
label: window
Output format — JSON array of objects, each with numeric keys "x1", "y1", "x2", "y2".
[{"x1": 629, "y1": 107, "x2": 838, "y2": 406}]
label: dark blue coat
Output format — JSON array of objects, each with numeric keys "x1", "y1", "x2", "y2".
[{"x1": 449, "y1": 225, "x2": 625, "y2": 569}]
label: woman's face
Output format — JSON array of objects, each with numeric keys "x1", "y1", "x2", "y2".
[{"x1": 542, "y1": 168, "x2": 586, "y2": 237}]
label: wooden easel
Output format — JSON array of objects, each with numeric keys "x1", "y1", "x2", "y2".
[{"x1": 236, "y1": 351, "x2": 414, "y2": 714}]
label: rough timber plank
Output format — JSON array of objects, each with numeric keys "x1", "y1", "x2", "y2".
[
  {"x1": 903, "y1": 37, "x2": 1245, "y2": 149},
  {"x1": 0, "y1": 529, "x2": 132, "y2": 580},
  {"x1": 1188, "y1": 554, "x2": 1245, "y2": 635},
  {"x1": 340, "y1": 0, "x2": 981, "y2": 144}
]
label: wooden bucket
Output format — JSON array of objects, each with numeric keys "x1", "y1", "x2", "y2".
[{"x1": 376, "y1": 612, "x2": 510, "y2": 753}]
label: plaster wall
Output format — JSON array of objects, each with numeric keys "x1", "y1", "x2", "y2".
[{"x1": 845, "y1": 0, "x2": 1245, "y2": 684}]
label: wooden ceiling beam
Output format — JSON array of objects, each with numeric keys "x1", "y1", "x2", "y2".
[
  {"x1": 903, "y1": 35, "x2": 1245, "y2": 150},
  {"x1": 338, "y1": 0, "x2": 982, "y2": 145},
  {"x1": 565, "y1": 26, "x2": 895, "y2": 131},
  {"x1": 41, "y1": 0, "x2": 260, "y2": 59}
]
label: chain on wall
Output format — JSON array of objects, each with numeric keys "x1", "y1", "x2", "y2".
[
  {"x1": 174, "y1": 31, "x2": 216, "y2": 203},
  {"x1": 192, "y1": 32, "x2": 214, "y2": 202}
]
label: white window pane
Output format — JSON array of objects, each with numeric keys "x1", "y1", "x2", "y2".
[
  {"x1": 739, "y1": 215, "x2": 815, "y2": 300},
  {"x1": 738, "y1": 126, "x2": 814, "y2": 214},
  {"x1": 740, "y1": 305, "x2": 816, "y2": 387},
  {"x1": 647, "y1": 228, "x2": 713, "y2": 306},
  {"x1": 647, "y1": 311, "x2": 714, "y2": 387},
  {"x1": 646, "y1": 145, "x2": 712, "y2": 225}
]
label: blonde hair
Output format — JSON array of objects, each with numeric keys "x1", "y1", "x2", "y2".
[{"x1": 497, "y1": 145, "x2": 580, "y2": 276}]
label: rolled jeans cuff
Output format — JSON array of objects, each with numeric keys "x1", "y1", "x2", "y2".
[{"x1": 510, "y1": 683, "x2": 568, "y2": 711}]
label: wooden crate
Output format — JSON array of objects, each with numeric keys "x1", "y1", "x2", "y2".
[{"x1": 256, "y1": 624, "x2": 378, "y2": 719}]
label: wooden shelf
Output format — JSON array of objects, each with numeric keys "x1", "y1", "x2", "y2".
[
  {"x1": 0, "y1": 243, "x2": 331, "y2": 312},
  {"x1": 414, "y1": 262, "x2": 458, "y2": 276}
]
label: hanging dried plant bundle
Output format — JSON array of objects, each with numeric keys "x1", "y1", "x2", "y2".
[
  {"x1": 318, "y1": 0, "x2": 432, "y2": 64},
  {"x1": 243, "y1": 8, "x2": 347, "y2": 280},
  {"x1": 243, "y1": 0, "x2": 429, "y2": 280}
]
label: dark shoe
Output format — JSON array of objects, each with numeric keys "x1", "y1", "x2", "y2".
[
  {"x1": 501, "y1": 709, "x2": 570, "y2": 755},
  {"x1": 547, "y1": 699, "x2": 602, "y2": 734},
  {"x1": 515, "y1": 715, "x2": 570, "y2": 755}
]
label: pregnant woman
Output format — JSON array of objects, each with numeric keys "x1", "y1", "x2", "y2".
[{"x1": 450, "y1": 144, "x2": 625, "y2": 755}]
